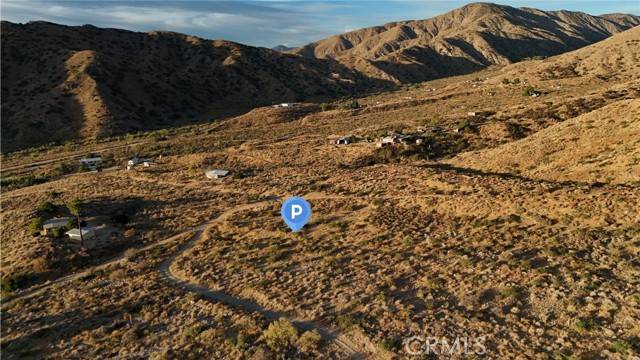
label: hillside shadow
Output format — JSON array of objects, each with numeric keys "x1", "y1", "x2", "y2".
[
  {"x1": 1, "y1": 43, "x2": 85, "y2": 153},
  {"x1": 423, "y1": 163, "x2": 581, "y2": 187},
  {"x1": 370, "y1": 47, "x2": 486, "y2": 83}
]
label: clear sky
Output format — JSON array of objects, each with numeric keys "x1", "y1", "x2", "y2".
[{"x1": 2, "y1": 1, "x2": 639, "y2": 48}]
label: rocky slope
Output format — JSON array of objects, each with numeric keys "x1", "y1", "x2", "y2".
[
  {"x1": 294, "y1": 3, "x2": 639, "y2": 82},
  {"x1": 0, "y1": 21, "x2": 387, "y2": 152},
  {"x1": 451, "y1": 27, "x2": 640, "y2": 184},
  {"x1": 2, "y1": 3, "x2": 638, "y2": 153}
]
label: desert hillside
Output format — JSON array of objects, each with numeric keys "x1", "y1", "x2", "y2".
[
  {"x1": 2, "y1": 23, "x2": 639, "y2": 358},
  {"x1": 451, "y1": 27, "x2": 640, "y2": 184},
  {"x1": 294, "y1": 3, "x2": 640, "y2": 82},
  {"x1": 2, "y1": 3, "x2": 639, "y2": 153},
  {"x1": 496, "y1": 25, "x2": 640, "y2": 82},
  {"x1": 451, "y1": 99, "x2": 640, "y2": 184},
  {"x1": 0, "y1": 21, "x2": 388, "y2": 153}
]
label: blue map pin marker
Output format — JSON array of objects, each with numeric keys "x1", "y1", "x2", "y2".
[{"x1": 281, "y1": 197, "x2": 312, "y2": 232}]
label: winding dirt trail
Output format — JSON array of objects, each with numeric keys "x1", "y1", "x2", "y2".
[
  {"x1": 158, "y1": 199, "x2": 367, "y2": 358},
  {"x1": 3, "y1": 197, "x2": 370, "y2": 358},
  {"x1": 1, "y1": 225, "x2": 208, "y2": 308}
]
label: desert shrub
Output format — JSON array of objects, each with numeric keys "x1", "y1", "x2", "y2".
[
  {"x1": 232, "y1": 168, "x2": 255, "y2": 179},
  {"x1": 343, "y1": 99, "x2": 360, "y2": 110},
  {"x1": 512, "y1": 78, "x2": 521, "y2": 84},
  {"x1": 229, "y1": 332, "x2": 249, "y2": 350},
  {"x1": 37, "y1": 201, "x2": 55, "y2": 213},
  {"x1": 320, "y1": 103, "x2": 329, "y2": 111},
  {"x1": 56, "y1": 162, "x2": 76, "y2": 175},
  {"x1": 499, "y1": 286, "x2": 519, "y2": 298},
  {"x1": 260, "y1": 318, "x2": 298, "y2": 353},
  {"x1": 523, "y1": 86, "x2": 537, "y2": 96},
  {"x1": 608, "y1": 340, "x2": 631, "y2": 355},
  {"x1": 150, "y1": 128, "x2": 170, "y2": 140},
  {"x1": 573, "y1": 317, "x2": 600, "y2": 333},
  {"x1": 507, "y1": 214, "x2": 522, "y2": 223},
  {"x1": 1, "y1": 273, "x2": 28, "y2": 293},
  {"x1": 379, "y1": 336, "x2": 402, "y2": 352},
  {"x1": 457, "y1": 118, "x2": 471, "y2": 131},
  {"x1": 502, "y1": 78, "x2": 510, "y2": 85},
  {"x1": 66, "y1": 199, "x2": 83, "y2": 217},
  {"x1": 181, "y1": 325, "x2": 203, "y2": 342},
  {"x1": 418, "y1": 115, "x2": 440, "y2": 127},
  {"x1": 298, "y1": 330, "x2": 321, "y2": 353},
  {"x1": 360, "y1": 146, "x2": 402, "y2": 166},
  {"x1": 29, "y1": 217, "x2": 43, "y2": 236},
  {"x1": 50, "y1": 227, "x2": 65, "y2": 238},
  {"x1": 0, "y1": 175, "x2": 50, "y2": 191},
  {"x1": 336, "y1": 313, "x2": 360, "y2": 331}
]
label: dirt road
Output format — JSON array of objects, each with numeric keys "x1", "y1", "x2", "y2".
[{"x1": 3, "y1": 197, "x2": 369, "y2": 358}]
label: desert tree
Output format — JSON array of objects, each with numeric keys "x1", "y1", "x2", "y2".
[{"x1": 66, "y1": 198, "x2": 84, "y2": 247}]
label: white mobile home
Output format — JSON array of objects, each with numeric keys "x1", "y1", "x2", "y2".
[
  {"x1": 42, "y1": 217, "x2": 72, "y2": 235},
  {"x1": 335, "y1": 136, "x2": 353, "y2": 145},
  {"x1": 79, "y1": 157, "x2": 102, "y2": 171},
  {"x1": 205, "y1": 169, "x2": 230, "y2": 179}
]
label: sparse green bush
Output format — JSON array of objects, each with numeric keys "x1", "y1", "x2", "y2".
[
  {"x1": 418, "y1": 115, "x2": 440, "y2": 127},
  {"x1": 260, "y1": 318, "x2": 298, "y2": 353},
  {"x1": 573, "y1": 317, "x2": 599, "y2": 333},
  {"x1": 608, "y1": 340, "x2": 630, "y2": 354},
  {"x1": 50, "y1": 227, "x2": 65, "y2": 238},
  {"x1": 336, "y1": 313, "x2": 360, "y2": 331},
  {"x1": 298, "y1": 330, "x2": 321, "y2": 353},
  {"x1": 502, "y1": 78, "x2": 510, "y2": 85},
  {"x1": 0, "y1": 175, "x2": 50, "y2": 191},
  {"x1": 29, "y1": 217, "x2": 43, "y2": 236},
  {"x1": 320, "y1": 103, "x2": 329, "y2": 111},
  {"x1": 379, "y1": 336, "x2": 402, "y2": 352},
  {"x1": 457, "y1": 118, "x2": 471, "y2": 131},
  {"x1": 1, "y1": 274, "x2": 28, "y2": 293},
  {"x1": 56, "y1": 162, "x2": 76, "y2": 175},
  {"x1": 512, "y1": 78, "x2": 521, "y2": 84},
  {"x1": 181, "y1": 325, "x2": 203, "y2": 342},
  {"x1": 523, "y1": 86, "x2": 536, "y2": 96},
  {"x1": 66, "y1": 199, "x2": 82, "y2": 217},
  {"x1": 230, "y1": 332, "x2": 248, "y2": 350},
  {"x1": 499, "y1": 286, "x2": 519, "y2": 298},
  {"x1": 343, "y1": 99, "x2": 360, "y2": 110},
  {"x1": 37, "y1": 201, "x2": 55, "y2": 213}
]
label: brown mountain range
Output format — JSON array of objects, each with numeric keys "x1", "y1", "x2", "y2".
[
  {"x1": 293, "y1": 2, "x2": 639, "y2": 82},
  {"x1": 2, "y1": 3, "x2": 638, "y2": 152},
  {"x1": 1, "y1": 21, "x2": 385, "y2": 153}
]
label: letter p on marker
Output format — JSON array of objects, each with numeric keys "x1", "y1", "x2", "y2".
[{"x1": 291, "y1": 204, "x2": 303, "y2": 219}]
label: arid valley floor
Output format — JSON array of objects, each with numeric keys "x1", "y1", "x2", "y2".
[{"x1": 2, "y1": 26, "x2": 640, "y2": 359}]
